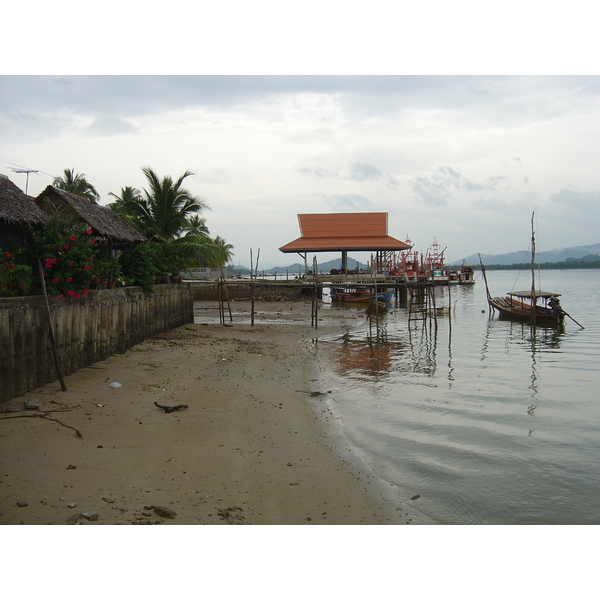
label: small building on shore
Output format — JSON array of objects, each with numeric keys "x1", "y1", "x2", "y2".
[{"x1": 279, "y1": 212, "x2": 411, "y2": 274}]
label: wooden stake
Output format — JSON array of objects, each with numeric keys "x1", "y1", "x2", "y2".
[{"x1": 38, "y1": 260, "x2": 67, "y2": 392}]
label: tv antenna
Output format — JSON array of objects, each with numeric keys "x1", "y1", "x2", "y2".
[{"x1": 7, "y1": 162, "x2": 41, "y2": 194}]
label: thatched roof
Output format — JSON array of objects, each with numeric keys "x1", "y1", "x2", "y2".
[
  {"x1": 35, "y1": 186, "x2": 146, "y2": 246},
  {"x1": 0, "y1": 174, "x2": 48, "y2": 227}
]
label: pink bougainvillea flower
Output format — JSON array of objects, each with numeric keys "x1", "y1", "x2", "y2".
[
  {"x1": 52, "y1": 278, "x2": 60, "y2": 284},
  {"x1": 66, "y1": 277, "x2": 73, "y2": 283},
  {"x1": 86, "y1": 228, "x2": 92, "y2": 235},
  {"x1": 83, "y1": 264, "x2": 91, "y2": 270},
  {"x1": 90, "y1": 239, "x2": 96, "y2": 244},
  {"x1": 69, "y1": 235, "x2": 76, "y2": 241},
  {"x1": 45, "y1": 259, "x2": 53, "y2": 268},
  {"x1": 73, "y1": 293, "x2": 81, "y2": 300},
  {"x1": 63, "y1": 243, "x2": 69, "y2": 249},
  {"x1": 66, "y1": 290, "x2": 75, "y2": 296}
]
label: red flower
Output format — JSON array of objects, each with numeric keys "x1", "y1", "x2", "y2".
[
  {"x1": 69, "y1": 235, "x2": 76, "y2": 241},
  {"x1": 65, "y1": 290, "x2": 75, "y2": 296},
  {"x1": 83, "y1": 265, "x2": 91, "y2": 270},
  {"x1": 45, "y1": 259, "x2": 54, "y2": 268},
  {"x1": 66, "y1": 277, "x2": 73, "y2": 283},
  {"x1": 4, "y1": 252, "x2": 11, "y2": 259},
  {"x1": 86, "y1": 228, "x2": 92, "y2": 235},
  {"x1": 74, "y1": 293, "x2": 81, "y2": 300},
  {"x1": 52, "y1": 278, "x2": 60, "y2": 284},
  {"x1": 90, "y1": 239, "x2": 96, "y2": 244},
  {"x1": 63, "y1": 243, "x2": 69, "y2": 249},
  {"x1": 83, "y1": 289, "x2": 89, "y2": 295}
]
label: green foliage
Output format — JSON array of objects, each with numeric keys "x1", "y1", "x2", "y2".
[
  {"x1": 53, "y1": 168, "x2": 100, "y2": 203},
  {"x1": 30, "y1": 209, "x2": 98, "y2": 298},
  {"x1": 119, "y1": 244, "x2": 159, "y2": 294},
  {"x1": 0, "y1": 249, "x2": 32, "y2": 297}
]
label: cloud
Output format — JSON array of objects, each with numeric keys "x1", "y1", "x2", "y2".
[
  {"x1": 550, "y1": 188, "x2": 600, "y2": 211},
  {"x1": 325, "y1": 193, "x2": 374, "y2": 210}
]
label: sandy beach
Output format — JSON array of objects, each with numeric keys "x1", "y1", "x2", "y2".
[{"x1": 0, "y1": 299, "x2": 406, "y2": 525}]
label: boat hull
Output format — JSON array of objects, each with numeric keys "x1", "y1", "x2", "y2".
[
  {"x1": 331, "y1": 288, "x2": 394, "y2": 303},
  {"x1": 488, "y1": 296, "x2": 564, "y2": 325}
]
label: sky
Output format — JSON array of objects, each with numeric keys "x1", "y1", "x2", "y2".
[
  {"x1": 1, "y1": 2, "x2": 599, "y2": 268},
  {"x1": 2, "y1": 75, "x2": 600, "y2": 267}
]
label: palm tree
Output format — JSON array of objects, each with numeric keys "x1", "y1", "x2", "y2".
[
  {"x1": 53, "y1": 168, "x2": 100, "y2": 203},
  {"x1": 109, "y1": 167, "x2": 220, "y2": 274},
  {"x1": 210, "y1": 235, "x2": 235, "y2": 267}
]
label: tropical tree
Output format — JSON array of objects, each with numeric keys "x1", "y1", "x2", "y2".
[
  {"x1": 108, "y1": 167, "x2": 229, "y2": 274},
  {"x1": 53, "y1": 168, "x2": 100, "y2": 203},
  {"x1": 210, "y1": 235, "x2": 235, "y2": 267}
]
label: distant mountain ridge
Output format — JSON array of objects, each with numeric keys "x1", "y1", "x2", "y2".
[
  {"x1": 455, "y1": 243, "x2": 600, "y2": 266},
  {"x1": 230, "y1": 257, "x2": 368, "y2": 273}
]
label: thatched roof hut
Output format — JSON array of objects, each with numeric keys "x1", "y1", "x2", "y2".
[
  {"x1": 35, "y1": 185, "x2": 146, "y2": 248},
  {"x1": 0, "y1": 174, "x2": 48, "y2": 229}
]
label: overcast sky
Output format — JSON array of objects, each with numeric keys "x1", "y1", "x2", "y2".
[{"x1": 2, "y1": 74, "x2": 599, "y2": 266}]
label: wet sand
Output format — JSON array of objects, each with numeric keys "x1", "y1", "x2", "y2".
[{"x1": 0, "y1": 299, "x2": 403, "y2": 525}]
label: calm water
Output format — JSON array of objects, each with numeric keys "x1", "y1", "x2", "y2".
[{"x1": 313, "y1": 269, "x2": 600, "y2": 524}]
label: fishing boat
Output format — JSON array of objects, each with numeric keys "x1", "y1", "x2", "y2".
[
  {"x1": 479, "y1": 212, "x2": 583, "y2": 328},
  {"x1": 330, "y1": 286, "x2": 394, "y2": 303},
  {"x1": 424, "y1": 238, "x2": 449, "y2": 285},
  {"x1": 458, "y1": 262, "x2": 476, "y2": 285},
  {"x1": 448, "y1": 269, "x2": 460, "y2": 285},
  {"x1": 487, "y1": 290, "x2": 565, "y2": 325}
]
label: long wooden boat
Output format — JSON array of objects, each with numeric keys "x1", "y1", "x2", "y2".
[
  {"x1": 487, "y1": 290, "x2": 565, "y2": 325},
  {"x1": 478, "y1": 212, "x2": 582, "y2": 328},
  {"x1": 330, "y1": 286, "x2": 394, "y2": 303}
]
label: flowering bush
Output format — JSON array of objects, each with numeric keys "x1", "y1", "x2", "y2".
[
  {"x1": 0, "y1": 249, "x2": 32, "y2": 297},
  {"x1": 30, "y1": 209, "x2": 98, "y2": 298}
]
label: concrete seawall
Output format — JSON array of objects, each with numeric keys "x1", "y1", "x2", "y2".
[{"x1": 0, "y1": 284, "x2": 193, "y2": 403}]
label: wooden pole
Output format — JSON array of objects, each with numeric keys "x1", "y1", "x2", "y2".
[
  {"x1": 530, "y1": 212, "x2": 537, "y2": 328},
  {"x1": 38, "y1": 260, "x2": 67, "y2": 392}
]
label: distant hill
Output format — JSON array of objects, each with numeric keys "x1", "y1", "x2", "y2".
[
  {"x1": 229, "y1": 257, "x2": 369, "y2": 274},
  {"x1": 453, "y1": 243, "x2": 600, "y2": 266}
]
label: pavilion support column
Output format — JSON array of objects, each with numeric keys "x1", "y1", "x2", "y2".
[{"x1": 341, "y1": 250, "x2": 348, "y2": 274}]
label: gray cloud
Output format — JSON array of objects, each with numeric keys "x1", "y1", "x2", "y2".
[{"x1": 550, "y1": 188, "x2": 600, "y2": 211}]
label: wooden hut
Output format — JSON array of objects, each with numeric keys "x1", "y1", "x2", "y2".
[
  {"x1": 34, "y1": 185, "x2": 146, "y2": 248},
  {"x1": 0, "y1": 174, "x2": 48, "y2": 250}
]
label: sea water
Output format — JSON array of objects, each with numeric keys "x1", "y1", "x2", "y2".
[{"x1": 314, "y1": 269, "x2": 600, "y2": 524}]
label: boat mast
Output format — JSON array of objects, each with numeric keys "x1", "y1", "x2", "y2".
[{"x1": 530, "y1": 211, "x2": 537, "y2": 327}]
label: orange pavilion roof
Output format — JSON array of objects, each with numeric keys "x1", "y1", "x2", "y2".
[{"x1": 279, "y1": 212, "x2": 411, "y2": 253}]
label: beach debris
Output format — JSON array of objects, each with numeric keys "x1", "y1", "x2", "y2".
[
  {"x1": 153, "y1": 506, "x2": 177, "y2": 519},
  {"x1": 102, "y1": 497, "x2": 115, "y2": 504},
  {"x1": 16, "y1": 501, "x2": 28, "y2": 508},
  {"x1": 66, "y1": 514, "x2": 83, "y2": 525},
  {"x1": 109, "y1": 382, "x2": 122, "y2": 388},
  {"x1": 68, "y1": 503, "x2": 76, "y2": 508},
  {"x1": 24, "y1": 399, "x2": 39, "y2": 410},
  {"x1": 154, "y1": 401, "x2": 188, "y2": 413},
  {"x1": 81, "y1": 511, "x2": 99, "y2": 521},
  {"x1": 216, "y1": 506, "x2": 245, "y2": 524},
  {"x1": 66, "y1": 464, "x2": 77, "y2": 470},
  {"x1": 411, "y1": 494, "x2": 421, "y2": 500},
  {"x1": 295, "y1": 390, "x2": 332, "y2": 397}
]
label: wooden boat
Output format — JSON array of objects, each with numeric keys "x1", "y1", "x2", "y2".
[
  {"x1": 487, "y1": 290, "x2": 565, "y2": 325},
  {"x1": 424, "y1": 238, "x2": 449, "y2": 285},
  {"x1": 448, "y1": 269, "x2": 459, "y2": 285},
  {"x1": 330, "y1": 286, "x2": 394, "y2": 303},
  {"x1": 479, "y1": 212, "x2": 582, "y2": 328},
  {"x1": 458, "y1": 262, "x2": 476, "y2": 285}
]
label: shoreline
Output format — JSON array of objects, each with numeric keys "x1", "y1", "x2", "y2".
[{"x1": 1, "y1": 300, "x2": 404, "y2": 525}]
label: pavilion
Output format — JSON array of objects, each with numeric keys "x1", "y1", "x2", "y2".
[{"x1": 279, "y1": 212, "x2": 411, "y2": 274}]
